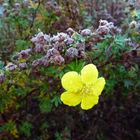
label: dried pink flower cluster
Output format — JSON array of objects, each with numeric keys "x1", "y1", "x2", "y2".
[
  {"x1": 4, "y1": 20, "x2": 120, "y2": 73},
  {"x1": 96, "y1": 20, "x2": 121, "y2": 35}
]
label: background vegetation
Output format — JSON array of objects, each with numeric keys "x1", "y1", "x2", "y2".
[{"x1": 0, "y1": 0, "x2": 140, "y2": 140}]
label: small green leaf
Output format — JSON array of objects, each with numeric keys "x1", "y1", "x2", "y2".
[
  {"x1": 0, "y1": 61, "x2": 4, "y2": 69},
  {"x1": 51, "y1": 95, "x2": 61, "y2": 107},
  {"x1": 39, "y1": 98, "x2": 52, "y2": 113},
  {"x1": 124, "y1": 80, "x2": 134, "y2": 89},
  {"x1": 19, "y1": 121, "x2": 32, "y2": 137},
  {"x1": 15, "y1": 40, "x2": 29, "y2": 51}
]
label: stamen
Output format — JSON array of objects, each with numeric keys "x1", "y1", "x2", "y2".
[{"x1": 80, "y1": 84, "x2": 93, "y2": 96}]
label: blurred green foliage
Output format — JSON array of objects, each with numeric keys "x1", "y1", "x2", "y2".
[{"x1": 0, "y1": 0, "x2": 140, "y2": 140}]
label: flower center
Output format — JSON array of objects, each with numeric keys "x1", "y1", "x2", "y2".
[{"x1": 80, "y1": 84, "x2": 93, "y2": 96}]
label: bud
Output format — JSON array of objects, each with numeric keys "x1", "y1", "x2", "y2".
[
  {"x1": 18, "y1": 63, "x2": 28, "y2": 70},
  {"x1": 66, "y1": 28, "x2": 75, "y2": 35},
  {"x1": 0, "y1": 73, "x2": 6, "y2": 84},
  {"x1": 31, "y1": 32, "x2": 50, "y2": 45},
  {"x1": 76, "y1": 43, "x2": 85, "y2": 51},
  {"x1": 17, "y1": 49, "x2": 31, "y2": 59},
  {"x1": 23, "y1": 0, "x2": 30, "y2": 7},
  {"x1": 81, "y1": 29, "x2": 92, "y2": 36},
  {"x1": 113, "y1": 27, "x2": 122, "y2": 34},
  {"x1": 51, "y1": 33, "x2": 68, "y2": 43},
  {"x1": 32, "y1": 59, "x2": 43, "y2": 68},
  {"x1": 65, "y1": 47, "x2": 78, "y2": 60},
  {"x1": 129, "y1": 20, "x2": 137, "y2": 29},
  {"x1": 46, "y1": 48, "x2": 60, "y2": 59},
  {"x1": 34, "y1": 44, "x2": 45, "y2": 53},
  {"x1": 78, "y1": 51, "x2": 86, "y2": 59},
  {"x1": 5, "y1": 63, "x2": 17, "y2": 71},
  {"x1": 64, "y1": 37, "x2": 74, "y2": 45},
  {"x1": 53, "y1": 41, "x2": 65, "y2": 52},
  {"x1": 42, "y1": 59, "x2": 49, "y2": 67},
  {"x1": 96, "y1": 25, "x2": 110, "y2": 35},
  {"x1": 44, "y1": 34, "x2": 50, "y2": 43},
  {"x1": 99, "y1": 19, "x2": 108, "y2": 26},
  {"x1": 106, "y1": 22, "x2": 114, "y2": 29},
  {"x1": 51, "y1": 55, "x2": 65, "y2": 65},
  {"x1": 14, "y1": 3, "x2": 21, "y2": 9},
  {"x1": 57, "y1": 33, "x2": 68, "y2": 42}
]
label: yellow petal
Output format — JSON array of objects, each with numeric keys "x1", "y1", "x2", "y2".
[
  {"x1": 61, "y1": 71, "x2": 83, "y2": 92},
  {"x1": 81, "y1": 64, "x2": 98, "y2": 84},
  {"x1": 81, "y1": 94, "x2": 99, "y2": 110},
  {"x1": 61, "y1": 91, "x2": 82, "y2": 106},
  {"x1": 92, "y1": 77, "x2": 106, "y2": 96}
]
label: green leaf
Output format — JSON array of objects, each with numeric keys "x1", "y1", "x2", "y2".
[
  {"x1": 15, "y1": 40, "x2": 30, "y2": 51},
  {"x1": 51, "y1": 95, "x2": 61, "y2": 107},
  {"x1": 39, "y1": 98, "x2": 52, "y2": 113},
  {"x1": 72, "y1": 32, "x2": 85, "y2": 43},
  {"x1": 66, "y1": 60, "x2": 85, "y2": 73},
  {"x1": 41, "y1": 122, "x2": 49, "y2": 129},
  {"x1": 0, "y1": 61, "x2": 4, "y2": 69},
  {"x1": 19, "y1": 121, "x2": 32, "y2": 137},
  {"x1": 124, "y1": 80, "x2": 134, "y2": 89},
  {"x1": 0, "y1": 120, "x2": 16, "y2": 133}
]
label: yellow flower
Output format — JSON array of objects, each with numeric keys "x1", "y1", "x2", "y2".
[{"x1": 60, "y1": 64, "x2": 105, "y2": 110}]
